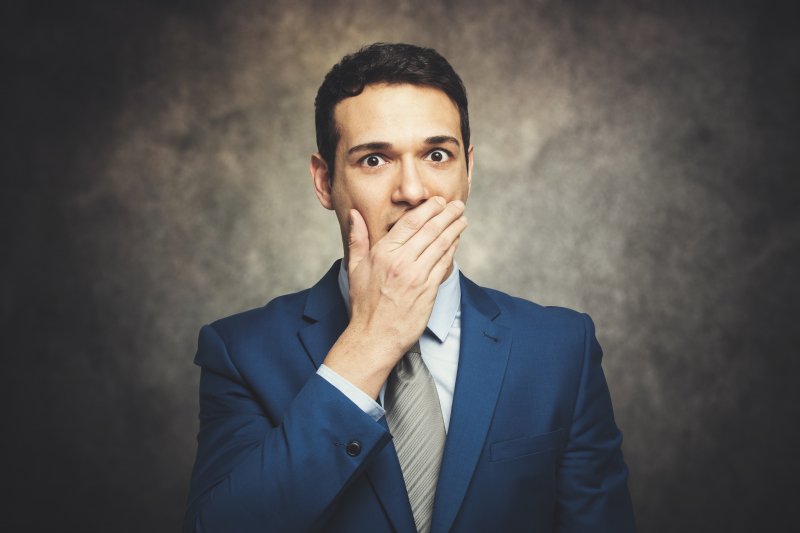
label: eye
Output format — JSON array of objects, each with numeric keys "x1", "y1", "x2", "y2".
[
  {"x1": 425, "y1": 149, "x2": 451, "y2": 163},
  {"x1": 360, "y1": 154, "x2": 388, "y2": 168}
]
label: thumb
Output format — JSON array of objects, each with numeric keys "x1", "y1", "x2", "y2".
[{"x1": 347, "y1": 209, "x2": 369, "y2": 271}]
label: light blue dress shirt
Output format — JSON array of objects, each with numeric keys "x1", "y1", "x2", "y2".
[{"x1": 317, "y1": 261, "x2": 462, "y2": 432}]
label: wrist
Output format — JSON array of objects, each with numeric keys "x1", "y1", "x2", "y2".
[{"x1": 322, "y1": 325, "x2": 405, "y2": 399}]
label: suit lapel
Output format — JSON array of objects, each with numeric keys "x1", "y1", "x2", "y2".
[
  {"x1": 297, "y1": 261, "x2": 416, "y2": 532},
  {"x1": 364, "y1": 419, "x2": 418, "y2": 532},
  {"x1": 298, "y1": 261, "x2": 348, "y2": 369},
  {"x1": 297, "y1": 309, "x2": 348, "y2": 369},
  {"x1": 432, "y1": 275, "x2": 512, "y2": 533}
]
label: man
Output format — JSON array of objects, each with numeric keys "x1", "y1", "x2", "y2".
[{"x1": 184, "y1": 43, "x2": 635, "y2": 532}]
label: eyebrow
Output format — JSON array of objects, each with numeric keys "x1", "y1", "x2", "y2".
[
  {"x1": 348, "y1": 142, "x2": 391, "y2": 155},
  {"x1": 424, "y1": 135, "x2": 460, "y2": 148},
  {"x1": 347, "y1": 136, "x2": 461, "y2": 156}
]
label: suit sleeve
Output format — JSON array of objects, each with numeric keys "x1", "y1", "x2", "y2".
[
  {"x1": 183, "y1": 324, "x2": 392, "y2": 533},
  {"x1": 554, "y1": 314, "x2": 636, "y2": 533}
]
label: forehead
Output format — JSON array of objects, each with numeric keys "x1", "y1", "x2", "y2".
[{"x1": 333, "y1": 83, "x2": 462, "y2": 148}]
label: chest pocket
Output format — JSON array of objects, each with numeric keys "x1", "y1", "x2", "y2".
[{"x1": 489, "y1": 428, "x2": 563, "y2": 462}]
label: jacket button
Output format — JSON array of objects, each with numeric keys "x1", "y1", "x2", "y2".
[{"x1": 345, "y1": 440, "x2": 362, "y2": 457}]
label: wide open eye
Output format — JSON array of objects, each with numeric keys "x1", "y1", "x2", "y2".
[
  {"x1": 425, "y1": 149, "x2": 451, "y2": 163},
  {"x1": 361, "y1": 154, "x2": 388, "y2": 167}
]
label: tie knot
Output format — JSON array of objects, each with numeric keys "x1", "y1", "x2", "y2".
[
  {"x1": 407, "y1": 341, "x2": 421, "y2": 356},
  {"x1": 394, "y1": 342, "x2": 424, "y2": 380}
]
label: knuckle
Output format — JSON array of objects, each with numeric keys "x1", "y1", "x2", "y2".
[
  {"x1": 403, "y1": 213, "x2": 422, "y2": 229},
  {"x1": 388, "y1": 259, "x2": 405, "y2": 279},
  {"x1": 435, "y1": 233, "x2": 452, "y2": 250},
  {"x1": 420, "y1": 223, "x2": 440, "y2": 241},
  {"x1": 446, "y1": 203, "x2": 464, "y2": 217},
  {"x1": 409, "y1": 273, "x2": 426, "y2": 290},
  {"x1": 370, "y1": 248, "x2": 385, "y2": 264}
]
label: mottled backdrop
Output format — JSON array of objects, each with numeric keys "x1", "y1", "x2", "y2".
[{"x1": 4, "y1": 0, "x2": 799, "y2": 531}]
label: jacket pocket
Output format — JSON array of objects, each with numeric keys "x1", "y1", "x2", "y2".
[{"x1": 489, "y1": 428, "x2": 563, "y2": 462}]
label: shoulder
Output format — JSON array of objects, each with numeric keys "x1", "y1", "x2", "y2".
[
  {"x1": 206, "y1": 260, "x2": 342, "y2": 341},
  {"x1": 464, "y1": 275, "x2": 593, "y2": 337},
  {"x1": 205, "y1": 287, "x2": 312, "y2": 346},
  {"x1": 461, "y1": 276, "x2": 597, "y2": 366}
]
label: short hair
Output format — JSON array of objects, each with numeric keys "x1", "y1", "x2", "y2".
[{"x1": 314, "y1": 42, "x2": 470, "y2": 179}]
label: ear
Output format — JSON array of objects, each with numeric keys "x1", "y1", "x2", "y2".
[
  {"x1": 311, "y1": 153, "x2": 334, "y2": 210},
  {"x1": 466, "y1": 144, "x2": 474, "y2": 196}
]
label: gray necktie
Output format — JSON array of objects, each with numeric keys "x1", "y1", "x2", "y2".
[{"x1": 384, "y1": 342, "x2": 446, "y2": 533}]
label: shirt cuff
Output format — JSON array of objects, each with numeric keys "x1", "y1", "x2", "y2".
[{"x1": 317, "y1": 364, "x2": 385, "y2": 421}]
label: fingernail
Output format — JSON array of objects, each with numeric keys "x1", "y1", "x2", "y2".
[
  {"x1": 453, "y1": 200, "x2": 465, "y2": 209},
  {"x1": 433, "y1": 196, "x2": 446, "y2": 206}
]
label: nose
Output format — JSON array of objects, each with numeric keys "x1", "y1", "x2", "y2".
[{"x1": 391, "y1": 158, "x2": 427, "y2": 206}]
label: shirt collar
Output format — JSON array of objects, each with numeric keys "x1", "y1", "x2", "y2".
[{"x1": 337, "y1": 259, "x2": 461, "y2": 343}]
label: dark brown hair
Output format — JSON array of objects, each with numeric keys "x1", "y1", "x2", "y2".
[{"x1": 314, "y1": 42, "x2": 470, "y2": 179}]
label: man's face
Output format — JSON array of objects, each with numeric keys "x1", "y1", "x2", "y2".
[{"x1": 312, "y1": 83, "x2": 473, "y2": 253}]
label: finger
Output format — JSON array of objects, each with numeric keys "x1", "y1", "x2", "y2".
[
  {"x1": 383, "y1": 196, "x2": 447, "y2": 245},
  {"x1": 414, "y1": 212, "x2": 468, "y2": 271},
  {"x1": 427, "y1": 234, "x2": 461, "y2": 287},
  {"x1": 401, "y1": 200, "x2": 466, "y2": 260},
  {"x1": 347, "y1": 209, "x2": 370, "y2": 273}
]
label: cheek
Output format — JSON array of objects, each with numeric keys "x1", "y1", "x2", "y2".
[
  {"x1": 458, "y1": 173, "x2": 472, "y2": 201},
  {"x1": 437, "y1": 176, "x2": 470, "y2": 203},
  {"x1": 334, "y1": 195, "x2": 386, "y2": 237},
  {"x1": 337, "y1": 185, "x2": 382, "y2": 216},
  {"x1": 362, "y1": 209, "x2": 388, "y2": 236}
]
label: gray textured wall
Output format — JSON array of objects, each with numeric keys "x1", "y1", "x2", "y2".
[{"x1": 4, "y1": 0, "x2": 799, "y2": 531}]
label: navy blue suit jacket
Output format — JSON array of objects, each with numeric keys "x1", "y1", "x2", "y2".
[{"x1": 184, "y1": 262, "x2": 635, "y2": 532}]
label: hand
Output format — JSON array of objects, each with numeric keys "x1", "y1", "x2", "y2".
[{"x1": 323, "y1": 197, "x2": 468, "y2": 398}]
